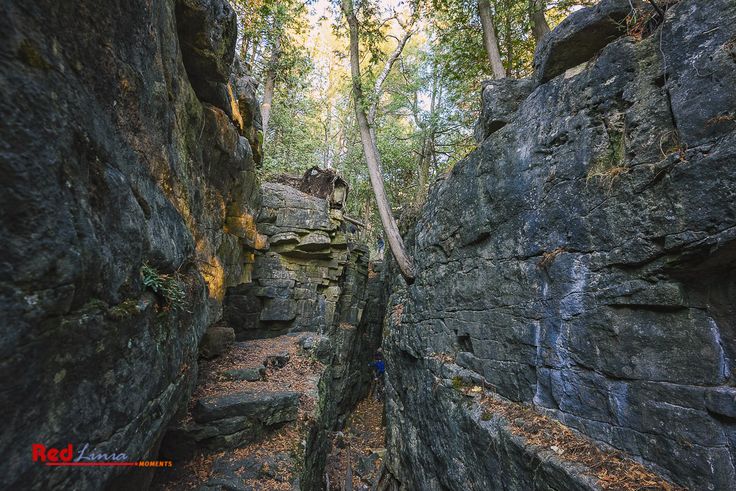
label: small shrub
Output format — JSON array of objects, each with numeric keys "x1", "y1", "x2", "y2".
[
  {"x1": 481, "y1": 410, "x2": 493, "y2": 421},
  {"x1": 140, "y1": 263, "x2": 186, "y2": 312}
]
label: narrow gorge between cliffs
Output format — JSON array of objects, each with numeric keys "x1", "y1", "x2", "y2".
[{"x1": 1, "y1": 0, "x2": 735, "y2": 490}]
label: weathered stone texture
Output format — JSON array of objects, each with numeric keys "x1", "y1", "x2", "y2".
[
  {"x1": 385, "y1": 0, "x2": 736, "y2": 489},
  {"x1": 224, "y1": 182, "x2": 369, "y2": 339},
  {"x1": 0, "y1": 0, "x2": 261, "y2": 489}
]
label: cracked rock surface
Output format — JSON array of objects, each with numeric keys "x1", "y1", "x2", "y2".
[{"x1": 384, "y1": 0, "x2": 736, "y2": 489}]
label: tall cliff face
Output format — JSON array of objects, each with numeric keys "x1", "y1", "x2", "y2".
[
  {"x1": 385, "y1": 0, "x2": 736, "y2": 489},
  {"x1": 0, "y1": 0, "x2": 261, "y2": 488}
]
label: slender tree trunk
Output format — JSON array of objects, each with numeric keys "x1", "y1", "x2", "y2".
[
  {"x1": 341, "y1": 0, "x2": 415, "y2": 282},
  {"x1": 504, "y1": 0, "x2": 513, "y2": 77},
  {"x1": 241, "y1": 36, "x2": 250, "y2": 63},
  {"x1": 528, "y1": 0, "x2": 551, "y2": 43},
  {"x1": 362, "y1": 196, "x2": 372, "y2": 240},
  {"x1": 478, "y1": 0, "x2": 506, "y2": 79},
  {"x1": 260, "y1": 35, "x2": 280, "y2": 139},
  {"x1": 367, "y1": 24, "x2": 415, "y2": 143},
  {"x1": 416, "y1": 62, "x2": 438, "y2": 203},
  {"x1": 250, "y1": 39, "x2": 259, "y2": 66}
]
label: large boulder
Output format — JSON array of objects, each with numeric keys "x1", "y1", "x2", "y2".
[
  {"x1": 161, "y1": 391, "x2": 300, "y2": 459},
  {"x1": 175, "y1": 0, "x2": 237, "y2": 110},
  {"x1": 534, "y1": 0, "x2": 644, "y2": 85},
  {"x1": 193, "y1": 391, "x2": 299, "y2": 425},
  {"x1": 474, "y1": 78, "x2": 534, "y2": 142},
  {"x1": 199, "y1": 325, "x2": 235, "y2": 359}
]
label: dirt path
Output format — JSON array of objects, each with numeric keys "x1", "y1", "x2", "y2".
[{"x1": 325, "y1": 396, "x2": 386, "y2": 490}]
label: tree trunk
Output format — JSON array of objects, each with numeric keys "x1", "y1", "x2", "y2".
[
  {"x1": 528, "y1": 0, "x2": 551, "y2": 43},
  {"x1": 504, "y1": 0, "x2": 513, "y2": 77},
  {"x1": 367, "y1": 24, "x2": 414, "y2": 143},
  {"x1": 416, "y1": 62, "x2": 438, "y2": 204},
  {"x1": 260, "y1": 35, "x2": 280, "y2": 138},
  {"x1": 478, "y1": 0, "x2": 506, "y2": 79},
  {"x1": 341, "y1": 0, "x2": 415, "y2": 282},
  {"x1": 249, "y1": 39, "x2": 259, "y2": 67},
  {"x1": 241, "y1": 36, "x2": 250, "y2": 63}
]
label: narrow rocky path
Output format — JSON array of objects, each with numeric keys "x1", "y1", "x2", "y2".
[
  {"x1": 325, "y1": 396, "x2": 386, "y2": 490},
  {"x1": 153, "y1": 333, "x2": 326, "y2": 490}
]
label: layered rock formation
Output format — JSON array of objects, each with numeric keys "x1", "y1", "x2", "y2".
[
  {"x1": 225, "y1": 182, "x2": 368, "y2": 339},
  {"x1": 154, "y1": 185, "x2": 385, "y2": 489},
  {"x1": 0, "y1": 0, "x2": 261, "y2": 488},
  {"x1": 385, "y1": 0, "x2": 736, "y2": 489}
]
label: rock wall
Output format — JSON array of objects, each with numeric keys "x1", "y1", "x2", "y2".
[
  {"x1": 0, "y1": 0, "x2": 261, "y2": 489},
  {"x1": 385, "y1": 0, "x2": 736, "y2": 489},
  {"x1": 302, "y1": 261, "x2": 388, "y2": 490},
  {"x1": 225, "y1": 182, "x2": 368, "y2": 339}
]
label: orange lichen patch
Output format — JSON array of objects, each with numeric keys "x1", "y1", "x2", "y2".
[
  {"x1": 224, "y1": 211, "x2": 268, "y2": 251},
  {"x1": 459, "y1": 387, "x2": 684, "y2": 491},
  {"x1": 119, "y1": 77, "x2": 132, "y2": 92},
  {"x1": 326, "y1": 396, "x2": 386, "y2": 490},
  {"x1": 196, "y1": 252, "x2": 226, "y2": 302},
  {"x1": 227, "y1": 83, "x2": 245, "y2": 133},
  {"x1": 538, "y1": 247, "x2": 566, "y2": 269}
]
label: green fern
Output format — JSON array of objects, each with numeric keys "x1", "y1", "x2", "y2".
[{"x1": 140, "y1": 263, "x2": 186, "y2": 312}]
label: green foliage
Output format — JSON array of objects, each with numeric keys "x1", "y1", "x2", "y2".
[
  {"x1": 452, "y1": 376, "x2": 467, "y2": 390},
  {"x1": 108, "y1": 299, "x2": 141, "y2": 320},
  {"x1": 140, "y1": 263, "x2": 186, "y2": 312},
  {"x1": 242, "y1": 0, "x2": 596, "y2": 256}
]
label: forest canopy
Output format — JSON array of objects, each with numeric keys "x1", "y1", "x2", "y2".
[{"x1": 231, "y1": 0, "x2": 595, "y2": 247}]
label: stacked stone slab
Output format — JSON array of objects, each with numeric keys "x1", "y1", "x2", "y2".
[
  {"x1": 161, "y1": 390, "x2": 300, "y2": 459},
  {"x1": 225, "y1": 182, "x2": 369, "y2": 339},
  {"x1": 385, "y1": 0, "x2": 736, "y2": 489}
]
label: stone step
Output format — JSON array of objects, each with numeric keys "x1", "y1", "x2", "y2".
[
  {"x1": 162, "y1": 391, "x2": 300, "y2": 458},
  {"x1": 193, "y1": 390, "x2": 299, "y2": 425},
  {"x1": 224, "y1": 367, "x2": 266, "y2": 382}
]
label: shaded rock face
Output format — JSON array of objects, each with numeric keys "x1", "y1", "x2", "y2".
[
  {"x1": 224, "y1": 182, "x2": 369, "y2": 339},
  {"x1": 0, "y1": 0, "x2": 261, "y2": 489},
  {"x1": 475, "y1": 78, "x2": 534, "y2": 143},
  {"x1": 302, "y1": 261, "x2": 388, "y2": 490},
  {"x1": 385, "y1": 1, "x2": 736, "y2": 489},
  {"x1": 534, "y1": 0, "x2": 646, "y2": 85}
]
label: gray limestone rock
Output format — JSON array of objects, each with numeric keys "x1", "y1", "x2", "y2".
[
  {"x1": 385, "y1": 0, "x2": 736, "y2": 489},
  {"x1": 193, "y1": 391, "x2": 299, "y2": 425},
  {"x1": 534, "y1": 0, "x2": 644, "y2": 85},
  {"x1": 200, "y1": 325, "x2": 235, "y2": 359},
  {"x1": 475, "y1": 78, "x2": 534, "y2": 142},
  {"x1": 0, "y1": 0, "x2": 259, "y2": 488},
  {"x1": 175, "y1": 0, "x2": 237, "y2": 108},
  {"x1": 224, "y1": 367, "x2": 266, "y2": 382}
]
